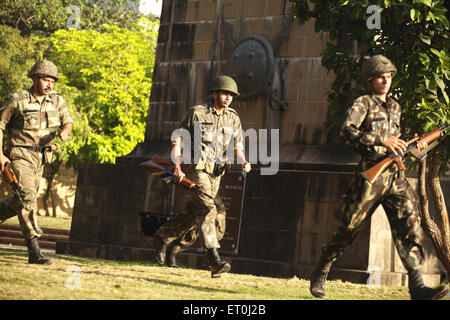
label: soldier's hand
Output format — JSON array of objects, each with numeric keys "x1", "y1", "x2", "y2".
[
  {"x1": 383, "y1": 134, "x2": 408, "y2": 156},
  {"x1": 414, "y1": 133, "x2": 428, "y2": 151},
  {"x1": 0, "y1": 154, "x2": 10, "y2": 172},
  {"x1": 58, "y1": 131, "x2": 70, "y2": 141},
  {"x1": 173, "y1": 164, "x2": 185, "y2": 183},
  {"x1": 242, "y1": 161, "x2": 251, "y2": 173}
]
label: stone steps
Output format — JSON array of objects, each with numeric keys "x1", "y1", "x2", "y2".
[{"x1": 0, "y1": 223, "x2": 69, "y2": 250}]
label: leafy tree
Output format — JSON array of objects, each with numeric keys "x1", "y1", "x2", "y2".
[
  {"x1": 0, "y1": 25, "x2": 42, "y2": 100},
  {"x1": 0, "y1": 1, "x2": 158, "y2": 216},
  {"x1": 0, "y1": 0, "x2": 147, "y2": 36},
  {"x1": 290, "y1": 0, "x2": 449, "y2": 278},
  {"x1": 46, "y1": 18, "x2": 158, "y2": 164}
]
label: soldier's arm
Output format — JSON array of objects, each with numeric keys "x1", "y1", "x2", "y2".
[
  {"x1": 0, "y1": 131, "x2": 8, "y2": 171},
  {"x1": 56, "y1": 95, "x2": 73, "y2": 141},
  {"x1": 0, "y1": 95, "x2": 16, "y2": 171},
  {"x1": 232, "y1": 116, "x2": 250, "y2": 172},
  {"x1": 171, "y1": 108, "x2": 195, "y2": 182},
  {"x1": 341, "y1": 97, "x2": 381, "y2": 148},
  {"x1": 58, "y1": 122, "x2": 73, "y2": 141}
]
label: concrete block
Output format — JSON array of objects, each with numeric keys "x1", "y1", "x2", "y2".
[
  {"x1": 195, "y1": 21, "x2": 216, "y2": 42},
  {"x1": 242, "y1": 0, "x2": 266, "y2": 18},
  {"x1": 185, "y1": 1, "x2": 199, "y2": 22},
  {"x1": 193, "y1": 41, "x2": 212, "y2": 61},
  {"x1": 197, "y1": 0, "x2": 217, "y2": 21},
  {"x1": 221, "y1": 0, "x2": 240, "y2": 19},
  {"x1": 265, "y1": 0, "x2": 285, "y2": 17}
]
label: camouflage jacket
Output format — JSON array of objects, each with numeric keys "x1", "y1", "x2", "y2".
[
  {"x1": 172, "y1": 103, "x2": 244, "y2": 175},
  {"x1": 0, "y1": 89, "x2": 73, "y2": 158},
  {"x1": 341, "y1": 94, "x2": 401, "y2": 167}
]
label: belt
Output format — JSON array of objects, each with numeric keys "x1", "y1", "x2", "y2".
[{"x1": 16, "y1": 145, "x2": 48, "y2": 153}]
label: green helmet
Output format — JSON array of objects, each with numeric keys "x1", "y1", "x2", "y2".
[
  {"x1": 210, "y1": 75, "x2": 239, "y2": 96},
  {"x1": 28, "y1": 60, "x2": 60, "y2": 81},
  {"x1": 361, "y1": 55, "x2": 397, "y2": 82}
]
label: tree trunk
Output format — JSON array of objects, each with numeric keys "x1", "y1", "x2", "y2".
[{"x1": 417, "y1": 150, "x2": 450, "y2": 280}]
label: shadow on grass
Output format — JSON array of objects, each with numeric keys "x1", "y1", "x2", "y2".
[{"x1": 0, "y1": 249, "x2": 240, "y2": 295}]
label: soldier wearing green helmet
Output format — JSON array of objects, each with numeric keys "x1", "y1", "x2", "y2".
[
  {"x1": 0, "y1": 60, "x2": 73, "y2": 264},
  {"x1": 28, "y1": 60, "x2": 61, "y2": 81},
  {"x1": 309, "y1": 55, "x2": 448, "y2": 300},
  {"x1": 153, "y1": 75, "x2": 250, "y2": 277}
]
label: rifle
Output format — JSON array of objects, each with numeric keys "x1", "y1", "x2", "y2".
[
  {"x1": 2, "y1": 162, "x2": 26, "y2": 208},
  {"x1": 361, "y1": 122, "x2": 450, "y2": 184},
  {"x1": 140, "y1": 156, "x2": 215, "y2": 200}
]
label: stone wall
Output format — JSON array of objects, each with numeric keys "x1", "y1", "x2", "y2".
[{"x1": 0, "y1": 165, "x2": 76, "y2": 219}]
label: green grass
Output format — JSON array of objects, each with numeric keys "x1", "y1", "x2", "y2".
[
  {"x1": 0, "y1": 247, "x2": 422, "y2": 300},
  {"x1": 2, "y1": 215, "x2": 72, "y2": 230}
]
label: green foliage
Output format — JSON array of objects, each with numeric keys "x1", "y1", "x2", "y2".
[
  {"x1": 0, "y1": 25, "x2": 42, "y2": 101},
  {"x1": 46, "y1": 19, "x2": 158, "y2": 164},
  {"x1": 0, "y1": 0, "x2": 146, "y2": 36},
  {"x1": 291, "y1": 0, "x2": 450, "y2": 173}
]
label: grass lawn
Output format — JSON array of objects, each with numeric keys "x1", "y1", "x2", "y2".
[
  {"x1": 1, "y1": 216, "x2": 448, "y2": 304},
  {"x1": 1, "y1": 215, "x2": 72, "y2": 230},
  {"x1": 0, "y1": 247, "x2": 419, "y2": 301}
]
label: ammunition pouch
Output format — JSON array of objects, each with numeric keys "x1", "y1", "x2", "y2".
[
  {"x1": 43, "y1": 146, "x2": 54, "y2": 164},
  {"x1": 212, "y1": 163, "x2": 226, "y2": 177}
]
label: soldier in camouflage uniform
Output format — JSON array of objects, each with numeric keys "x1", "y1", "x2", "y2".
[
  {"x1": 162, "y1": 195, "x2": 227, "y2": 269},
  {"x1": 309, "y1": 55, "x2": 448, "y2": 300},
  {"x1": 0, "y1": 60, "x2": 73, "y2": 264},
  {"x1": 154, "y1": 75, "x2": 251, "y2": 277}
]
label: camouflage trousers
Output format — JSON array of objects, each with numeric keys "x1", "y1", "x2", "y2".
[
  {"x1": 155, "y1": 169, "x2": 223, "y2": 249},
  {"x1": 155, "y1": 196, "x2": 226, "y2": 253},
  {"x1": 322, "y1": 165, "x2": 424, "y2": 272},
  {"x1": 0, "y1": 153, "x2": 44, "y2": 240}
]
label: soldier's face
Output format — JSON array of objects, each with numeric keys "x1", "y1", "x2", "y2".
[
  {"x1": 214, "y1": 91, "x2": 234, "y2": 109},
  {"x1": 33, "y1": 77, "x2": 55, "y2": 96},
  {"x1": 369, "y1": 72, "x2": 392, "y2": 96}
]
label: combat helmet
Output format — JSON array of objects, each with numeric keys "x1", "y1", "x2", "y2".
[
  {"x1": 361, "y1": 55, "x2": 397, "y2": 82},
  {"x1": 210, "y1": 75, "x2": 240, "y2": 96},
  {"x1": 28, "y1": 60, "x2": 60, "y2": 81}
]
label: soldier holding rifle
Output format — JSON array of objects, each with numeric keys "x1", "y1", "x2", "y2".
[
  {"x1": 0, "y1": 60, "x2": 73, "y2": 264},
  {"x1": 309, "y1": 55, "x2": 448, "y2": 300},
  {"x1": 154, "y1": 75, "x2": 251, "y2": 277}
]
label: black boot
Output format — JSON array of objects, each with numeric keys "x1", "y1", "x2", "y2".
[
  {"x1": 154, "y1": 236, "x2": 169, "y2": 265},
  {"x1": 25, "y1": 238, "x2": 52, "y2": 265},
  {"x1": 408, "y1": 269, "x2": 449, "y2": 300},
  {"x1": 310, "y1": 256, "x2": 333, "y2": 299},
  {"x1": 206, "y1": 248, "x2": 230, "y2": 278},
  {"x1": 166, "y1": 243, "x2": 180, "y2": 268}
]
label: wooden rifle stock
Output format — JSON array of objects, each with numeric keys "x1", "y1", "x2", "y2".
[
  {"x1": 361, "y1": 157, "x2": 395, "y2": 184},
  {"x1": 3, "y1": 162, "x2": 19, "y2": 185},
  {"x1": 140, "y1": 157, "x2": 214, "y2": 199},
  {"x1": 2, "y1": 163, "x2": 26, "y2": 208},
  {"x1": 361, "y1": 123, "x2": 449, "y2": 184},
  {"x1": 140, "y1": 159, "x2": 196, "y2": 189}
]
